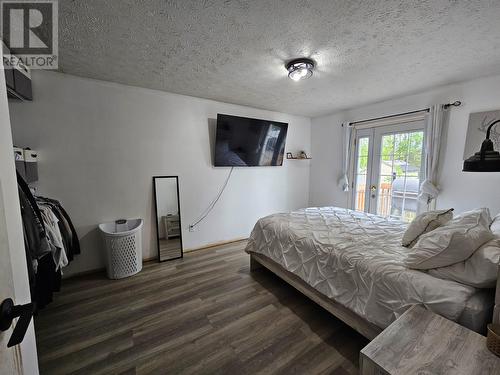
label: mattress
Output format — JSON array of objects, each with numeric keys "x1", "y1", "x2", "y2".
[
  {"x1": 458, "y1": 289, "x2": 495, "y2": 333},
  {"x1": 245, "y1": 206, "x2": 494, "y2": 331}
]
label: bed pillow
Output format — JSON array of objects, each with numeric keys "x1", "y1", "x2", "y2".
[
  {"x1": 428, "y1": 238, "x2": 500, "y2": 288},
  {"x1": 491, "y1": 213, "x2": 500, "y2": 233},
  {"x1": 404, "y1": 208, "x2": 494, "y2": 270},
  {"x1": 401, "y1": 208, "x2": 454, "y2": 247}
]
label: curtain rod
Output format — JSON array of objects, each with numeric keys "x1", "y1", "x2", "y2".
[{"x1": 347, "y1": 100, "x2": 461, "y2": 127}]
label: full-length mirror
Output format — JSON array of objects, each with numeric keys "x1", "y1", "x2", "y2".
[{"x1": 153, "y1": 176, "x2": 183, "y2": 261}]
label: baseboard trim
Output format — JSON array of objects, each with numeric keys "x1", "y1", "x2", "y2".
[
  {"x1": 63, "y1": 266, "x2": 106, "y2": 279},
  {"x1": 63, "y1": 255, "x2": 158, "y2": 280},
  {"x1": 63, "y1": 238, "x2": 248, "y2": 279},
  {"x1": 183, "y1": 237, "x2": 247, "y2": 253}
]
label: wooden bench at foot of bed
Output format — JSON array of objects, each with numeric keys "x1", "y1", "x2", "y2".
[
  {"x1": 251, "y1": 253, "x2": 500, "y2": 339},
  {"x1": 249, "y1": 252, "x2": 382, "y2": 340}
]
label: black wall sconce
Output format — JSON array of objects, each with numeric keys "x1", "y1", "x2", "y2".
[{"x1": 463, "y1": 119, "x2": 500, "y2": 172}]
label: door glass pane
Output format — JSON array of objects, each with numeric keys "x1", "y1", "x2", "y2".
[
  {"x1": 354, "y1": 137, "x2": 369, "y2": 212},
  {"x1": 376, "y1": 130, "x2": 424, "y2": 222}
]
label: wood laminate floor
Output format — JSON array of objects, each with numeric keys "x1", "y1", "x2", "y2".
[{"x1": 35, "y1": 240, "x2": 368, "y2": 375}]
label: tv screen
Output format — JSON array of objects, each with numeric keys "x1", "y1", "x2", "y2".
[{"x1": 214, "y1": 114, "x2": 288, "y2": 167}]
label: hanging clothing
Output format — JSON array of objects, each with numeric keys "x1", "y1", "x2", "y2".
[
  {"x1": 52, "y1": 207, "x2": 73, "y2": 261},
  {"x1": 16, "y1": 172, "x2": 80, "y2": 311},
  {"x1": 17, "y1": 174, "x2": 53, "y2": 259},
  {"x1": 39, "y1": 204, "x2": 68, "y2": 271},
  {"x1": 36, "y1": 196, "x2": 81, "y2": 260},
  {"x1": 34, "y1": 254, "x2": 61, "y2": 309},
  {"x1": 22, "y1": 224, "x2": 37, "y2": 300},
  {"x1": 58, "y1": 204, "x2": 80, "y2": 257}
]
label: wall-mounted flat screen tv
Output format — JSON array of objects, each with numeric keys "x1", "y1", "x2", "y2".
[{"x1": 214, "y1": 114, "x2": 288, "y2": 167}]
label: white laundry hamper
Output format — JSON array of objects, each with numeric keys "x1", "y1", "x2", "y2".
[{"x1": 98, "y1": 219, "x2": 143, "y2": 279}]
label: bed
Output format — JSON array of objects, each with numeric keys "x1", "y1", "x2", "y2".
[{"x1": 245, "y1": 207, "x2": 499, "y2": 339}]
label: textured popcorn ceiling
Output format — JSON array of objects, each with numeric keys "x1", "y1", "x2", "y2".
[{"x1": 58, "y1": 0, "x2": 500, "y2": 117}]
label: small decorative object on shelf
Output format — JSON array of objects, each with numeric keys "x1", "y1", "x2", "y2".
[{"x1": 286, "y1": 151, "x2": 312, "y2": 160}]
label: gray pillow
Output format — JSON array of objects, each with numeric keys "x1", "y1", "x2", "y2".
[
  {"x1": 405, "y1": 208, "x2": 494, "y2": 270},
  {"x1": 428, "y1": 238, "x2": 500, "y2": 288},
  {"x1": 402, "y1": 209, "x2": 454, "y2": 247}
]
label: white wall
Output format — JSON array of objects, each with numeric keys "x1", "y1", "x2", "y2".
[
  {"x1": 0, "y1": 54, "x2": 39, "y2": 372},
  {"x1": 310, "y1": 74, "x2": 500, "y2": 216},
  {"x1": 9, "y1": 71, "x2": 311, "y2": 276}
]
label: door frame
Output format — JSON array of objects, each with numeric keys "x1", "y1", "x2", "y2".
[
  {"x1": 0, "y1": 46, "x2": 39, "y2": 374},
  {"x1": 349, "y1": 120, "x2": 427, "y2": 218},
  {"x1": 349, "y1": 128, "x2": 374, "y2": 213}
]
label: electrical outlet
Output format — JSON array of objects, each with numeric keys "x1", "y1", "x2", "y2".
[{"x1": 188, "y1": 225, "x2": 195, "y2": 232}]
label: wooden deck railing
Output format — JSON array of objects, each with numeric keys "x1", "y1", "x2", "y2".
[
  {"x1": 356, "y1": 183, "x2": 418, "y2": 221},
  {"x1": 356, "y1": 183, "x2": 393, "y2": 217}
]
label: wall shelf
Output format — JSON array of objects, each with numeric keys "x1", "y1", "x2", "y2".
[
  {"x1": 286, "y1": 156, "x2": 312, "y2": 160},
  {"x1": 286, "y1": 152, "x2": 311, "y2": 160}
]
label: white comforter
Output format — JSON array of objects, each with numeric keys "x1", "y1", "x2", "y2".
[{"x1": 245, "y1": 206, "x2": 477, "y2": 329}]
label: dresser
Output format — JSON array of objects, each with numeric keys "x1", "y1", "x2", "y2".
[{"x1": 163, "y1": 214, "x2": 180, "y2": 239}]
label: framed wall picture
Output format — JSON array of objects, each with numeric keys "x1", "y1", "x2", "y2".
[{"x1": 463, "y1": 110, "x2": 500, "y2": 160}]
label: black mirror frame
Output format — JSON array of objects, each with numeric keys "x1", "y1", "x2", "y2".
[{"x1": 153, "y1": 176, "x2": 183, "y2": 262}]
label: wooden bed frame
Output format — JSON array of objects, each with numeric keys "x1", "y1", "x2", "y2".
[
  {"x1": 250, "y1": 253, "x2": 382, "y2": 339},
  {"x1": 250, "y1": 253, "x2": 500, "y2": 340}
]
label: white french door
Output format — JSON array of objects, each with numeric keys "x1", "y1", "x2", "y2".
[{"x1": 351, "y1": 121, "x2": 425, "y2": 222}]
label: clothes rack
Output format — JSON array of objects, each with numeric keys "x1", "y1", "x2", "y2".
[{"x1": 17, "y1": 172, "x2": 81, "y2": 311}]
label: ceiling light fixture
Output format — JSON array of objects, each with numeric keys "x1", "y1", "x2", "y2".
[{"x1": 286, "y1": 58, "x2": 314, "y2": 81}]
